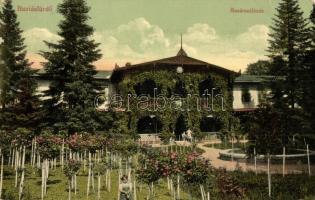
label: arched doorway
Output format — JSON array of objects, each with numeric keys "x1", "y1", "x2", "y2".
[{"x1": 137, "y1": 115, "x2": 163, "y2": 134}]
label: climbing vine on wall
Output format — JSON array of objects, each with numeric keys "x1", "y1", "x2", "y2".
[{"x1": 112, "y1": 69, "x2": 233, "y2": 142}]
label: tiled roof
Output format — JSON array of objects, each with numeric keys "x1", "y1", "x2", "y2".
[
  {"x1": 234, "y1": 75, "x2": 281, "y2": 83},
  {"x1": 113, "y1": 54, "x2": 237, "y2": 75}
]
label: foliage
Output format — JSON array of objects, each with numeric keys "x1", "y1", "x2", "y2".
[
  {"x1": 94, "y1": 162, "x2": 106, "y2": 175},
  {"x1": 268, "y1": 0, "x2": 311, "y2": 108},
  {"x1": 114, "y1": 70, "x2": 233, "y2": 139},
  {"x1": 137, "y1": 148, "x2": 211, "y2": 187},
  {"x1": 11, "y1": 128, "x2": 33, "y2": 147},
  {"x1": 0, "y1": 0, "x2": 42, "y2": 132},
  {"x1": 231, "y1": 171, "x2": 315, "y2": 200},
  {"x1": 40, "y1": 0, "x2": 102, "y2": 134},
  {"x1": 180, "y1": 152, "x2": 210, "y2": 185},
  {"x1": 214, "y1": 169, "x2": 246, "y2": 199},
  {"x1": 64, "y1": 159, "x2": 81, "y2": 180},
  {"x1": 301, "y1": 3, "x2": 315, "y2": 148},
  {"x1": 111, "y1": 139, "x2": 139, "y2": 157},
  {"x1": 245, "y1": 60, "x2": 272, "y2": 75},
  {"x1": 247, "y1": 104, "x2": 308, "y2": 155},
  {"x1": 159, "y1": 130, "x2": 174, "y2": 144},
  {"x1": 36, "y1": 132, "x2": 63, "y2": 159}
]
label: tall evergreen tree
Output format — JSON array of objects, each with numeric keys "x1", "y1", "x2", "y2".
[
  {"x1": 268, "y1": 0, "x2": 311, "y2": 108},
  {"x1": 0, "y1": 0, "x2": 42, "y2": 131},
  {"x1": 0, "y1": 38, "x2": 9, "y2": 109},
  {"x1": 300, "y1": 1, "x2": 315, "y2": 146},
  {"x1": 41, "y1": 0, "x2": 102, "y2": 134}
]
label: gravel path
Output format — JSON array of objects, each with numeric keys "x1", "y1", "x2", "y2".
[{"x1": 176, "y1": 140, "x2": 315, "y2": 175}]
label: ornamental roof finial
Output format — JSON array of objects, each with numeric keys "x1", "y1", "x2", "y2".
[{"x1": 177, "y1": 33, "x2": 188, "y2": 56}]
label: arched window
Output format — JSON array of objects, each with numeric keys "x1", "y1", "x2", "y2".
[
  {"x1": 199, "y1": 76, "x2": 220, "y2": 96},
  {"x1": 134, "y1": 79, "x2": 161, "y2": 97}
]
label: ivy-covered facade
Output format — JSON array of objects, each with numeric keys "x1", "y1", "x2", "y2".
[{"x1": 109, "y1": 47, "x2": 237, "y2": 141}]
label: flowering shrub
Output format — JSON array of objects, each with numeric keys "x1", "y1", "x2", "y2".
[
  {"x1": 64, "y1": 159, "x2": 81, "y2": 180},
  {"x1": 111, "y1": 139, "x2": 139, "y2": 157},
  {"x1": 36, "y1": 132, "x2": 63, "y2": 159},
  {"x1": 67, "y1": 133, "x2": 83, "y2": 152},
  {"x1": 11, "y1": 128, "x2": 33, "y2": 147},
  {"x1": 67, "y1": 133, "x2": 108, "y2": 153},
  {"x1": 181, "y1": 152, "x2": 210, "y2": 185},
  {"x1": 137, "y1": 148, "x2": 211, "y2": 187},
  {"x1": 136, "y1": 149, "x2": 165, "y2": 184}
]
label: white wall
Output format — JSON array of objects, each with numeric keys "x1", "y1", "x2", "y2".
[
  {"x1": 233, "y1": 85, "x2": 259, "y2": 110},
  {"x1": 36, "y1": 80, "x2": 50, "y2": 100}
]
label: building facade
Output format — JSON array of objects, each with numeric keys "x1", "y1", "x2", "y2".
[{"x1": 28, "y1": 48, "x2": 271, "y2": 136}]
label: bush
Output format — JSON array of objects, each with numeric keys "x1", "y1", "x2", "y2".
[{"x1": 230, "y1": 170, "x2": 315, "y2": 200}]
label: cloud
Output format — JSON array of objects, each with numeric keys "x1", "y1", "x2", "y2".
[
  {"x1": 23, "y1": 19, "x2": 270, "y2": 71},
  {"x1": 179, "y1": 23, "x2": 269, "y2": 71},
  {"x1": 236, "y1": 24, "x2": 270, "y2": 53},
  {"x1": 116, "y1": 18, "x2": 170, "y2": 51},
  {"x1": 23, "y1": 28, "x2": 61, "y2": 53},
  {"x1": 185, "y1": 23, "x2": 217, "y2": 44},
  {"x1": 91, "y1": 18, "x2": 172, "y2": 68}
]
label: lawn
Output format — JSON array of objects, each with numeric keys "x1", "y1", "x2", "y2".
[{"x1": 2, "y1": 165, "x2": 191, "y2": 200}]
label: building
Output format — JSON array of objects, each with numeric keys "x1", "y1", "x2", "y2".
[
  {"x1": 24, "y1": 47, "x2": 273, "y2": 136},
  {"x1": 233, "y1": 75, "x2": 275, "y2": 112}
]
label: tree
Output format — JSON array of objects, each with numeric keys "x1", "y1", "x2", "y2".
[
  {"x1": 300, "y1": 2, "x2": 315, "y2": 147},
  {"x1": 41, "y1": 0, "x2": 102, "y2": 134},
  {"x1": 268, "y1": 0, "x2": 311, "y2": 108},
  {"x1": 247, "y1": 104, "x2": 307, "y2": 155},
  {"x1": 0, "y1": 0, "x2": 42, "y2": 131},
  {"x1": 0, "y1": 38, "x2": 8, "y2": 109},
  {"x1": 245, "y1": 60, "x2": 272, "y2": 75}
]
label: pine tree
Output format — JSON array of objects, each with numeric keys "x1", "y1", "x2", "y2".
[
  {"x1": 0, "y1": 0, "x2": 42, "y2": 131},
  {"x1": 41, "y1": 0, "x2": 102, "y2": 134},
  {"x1": 0, "y1": 40, "x2": 9, "y2": 109},
  {"x1": 300, "y1": 2, "x2": 315, "y2": 146},
  {"x1": 268, "y1": 0, "x2": 311, "y2": 108}
]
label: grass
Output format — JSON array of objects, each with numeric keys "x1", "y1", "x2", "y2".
[{"x1": 2, "y1": 164, "x2": 191, "y2": 200}]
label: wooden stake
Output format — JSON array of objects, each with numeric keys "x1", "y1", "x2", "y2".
[
  {"x1": 200, "y1": 184, "x2": 205, "y2": 200},
  {"x1": 267, "y1": 154, "x2": 271, "y2": 197},
  {"x1": 307, "y1": 144, "x2": 311, "y2": 176},
  {"x1": 97, "y1": 173, "x2": 101, "y2": 200},
  {"x1": 177, "y1": 175, "x2": 180, "y2": 199},
  {"x1": 282, "y1": 146, "x2": 286, "y2": 177},
  {"x1": 68, "y1": 179, "x2": 71, "y2": 200},
  {"x1": 87, "y1": 152, "x2": 91, "y2": 197},
  {"x1": 19, "y1": 146, "x2": 26, "y2": 200},
  {"x1": 0, "y1": 154, "x2": 3, "y2": 199},
  {"x1": 254, "y1": 148, "x2": 257, "y2": 175}
]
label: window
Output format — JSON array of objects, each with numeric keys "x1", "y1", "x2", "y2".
[{"x1": 241, "y1": 88, "x2": 251, "y2": 103}]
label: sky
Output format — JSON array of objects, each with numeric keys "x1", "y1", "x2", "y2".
[{"x1": 6, "y1": 0, "x2": 315, "y2": 72}]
